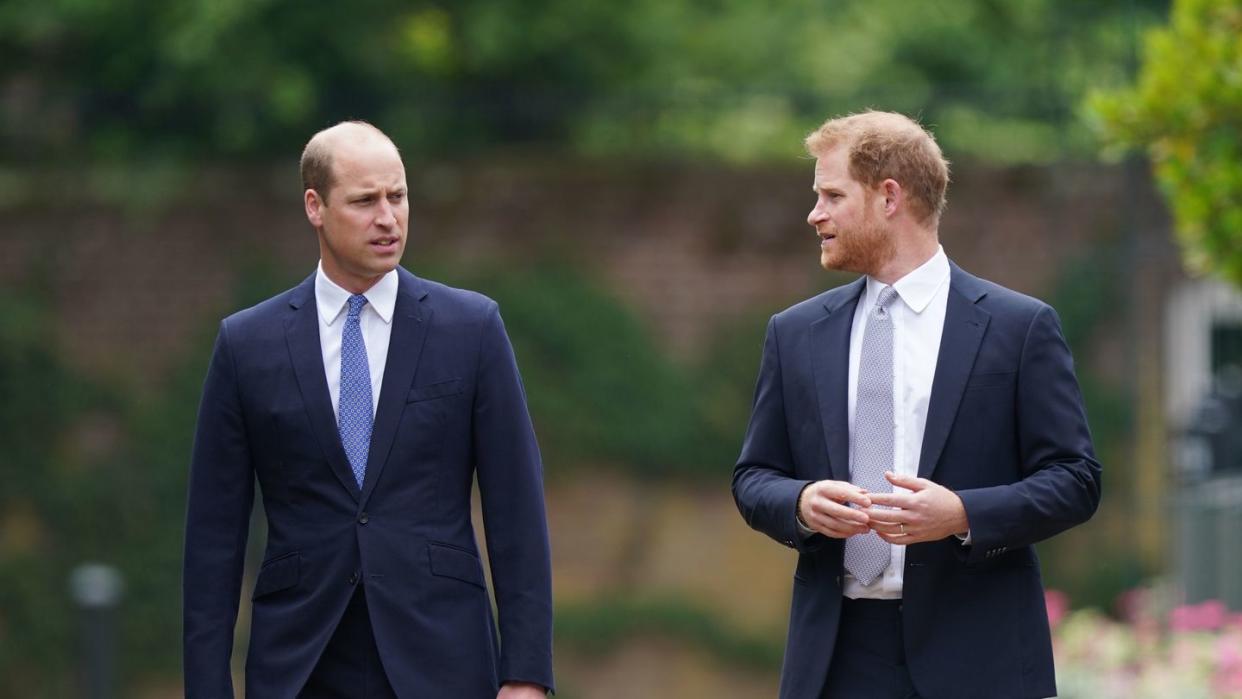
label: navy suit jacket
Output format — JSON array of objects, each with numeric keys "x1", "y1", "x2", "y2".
[
  {"x1": 183, "y1": 267, "x2": 554, "y2": 698},
  {"x1": 733, "y1": 263, "x2": 1101, "y2": 699}
]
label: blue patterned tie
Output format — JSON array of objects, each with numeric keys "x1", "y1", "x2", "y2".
[
  {"x1": 844, "y1": 286, "x2": 899, "y2": 586},
  {"x1": 338, "y1": 294, "x2": 373, "y2": 489}
]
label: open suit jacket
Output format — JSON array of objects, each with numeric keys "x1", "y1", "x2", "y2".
[
  {"x1": 733, "y1": 263, "x2": 1101, "y2": 699},
  {"x1": 183, "y1": 266, "x2": 554, "y2": 698}
]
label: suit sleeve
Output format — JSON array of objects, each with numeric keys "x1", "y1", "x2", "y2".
[
  {"x1": 732, "y1": 317, "x2": 823, "y2": 554},
  {"x1": 956, "y1": 305, "x2": 1102, "y2": 564},
  {"x1": 472, "y1": 304, "x2": 555, "y2": 693},
  {"x1": 183, "y1": 320, "x2": 255, "y2": 698}
]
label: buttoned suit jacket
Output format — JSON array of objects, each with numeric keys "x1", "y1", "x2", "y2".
[
  {"x1": 183, "y1": 266, "x2": 554, "y2": 698},
  {"x1": 732, "y1": 263, "x2": 1101, "y2": 699}
]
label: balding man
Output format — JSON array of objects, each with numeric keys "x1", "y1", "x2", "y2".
[
  {"x1": 733, "y1": 111, "x2": 1101, "y2": 698},
  {"x1": 184, "y1": 121, "x2": 553, "y2": 698}
]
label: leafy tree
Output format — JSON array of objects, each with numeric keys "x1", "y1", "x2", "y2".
[
  {"x1": 1, "y1": 0, "x2": 1166, "y2": 164},
  {"x1": 1087, "y1": 0, "x2": 1242, "y2": 286}
]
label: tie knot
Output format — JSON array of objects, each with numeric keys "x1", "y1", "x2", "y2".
[
  {"x1": 347, "y1": 294, "x2": 369, "y2": 319},
  {"x1": 873, "y1": 286, "x2": 898, "y2": 316}
]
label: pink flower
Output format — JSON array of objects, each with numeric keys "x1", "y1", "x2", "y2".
[
  {"x1": 1045, "y1": 588, "x2": 1069, "y2": 630},
  {"x1": 1170, "y1": 599, "x2": 1228, "y2": 632},
  {"x1": 1212, "y1": 639, "x2": 1242, "y2": 696},
  {"x1": 1219, "y1": 667, "x2": 1242, "y2": 692}
]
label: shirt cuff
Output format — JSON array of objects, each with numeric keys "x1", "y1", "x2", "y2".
[
  {"x1": 795, "y1": 484, "x2": 816, "y2": 539},
  {"x1": 795, "y1": 513, "x2": 816, "y2": 538},
  {"x1": 954, "y1": 530, "x2": 972, "y2": 546}
]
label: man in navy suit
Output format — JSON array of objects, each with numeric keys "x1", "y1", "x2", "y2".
[
  {"x1": 733, "y1": 111, "x2": 1101, "y2": 699},
  {"x1": 183, "y1": 121, "x2": 553, "y2": 698}
]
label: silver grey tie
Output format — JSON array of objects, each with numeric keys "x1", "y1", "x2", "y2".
[{"x1": 844, "y1": 285, "x2": 898, "y2": 586}]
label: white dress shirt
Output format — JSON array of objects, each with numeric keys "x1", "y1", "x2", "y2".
[
  {"x1": 843, "y1": 246, "x2": 950, "y2": 599},
  {"x1": 315, "y1": 262, "x2": 398, "y2": 418}
]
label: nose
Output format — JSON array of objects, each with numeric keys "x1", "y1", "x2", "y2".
[
  {"x1": 808, "y1": 202, "x2": 826, "y2": 228},
  {"x1": 375, "y1": 200, "x2": 397, "y2": 228}
]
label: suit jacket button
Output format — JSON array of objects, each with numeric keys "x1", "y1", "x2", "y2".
[
  {"x1": 348, "y1": 573, "x2": 359, "y2": 585},
  {"x1": 358, "y1": 513, "x2": 369, "y2": 525}
]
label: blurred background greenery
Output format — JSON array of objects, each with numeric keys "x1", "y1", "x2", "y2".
[
  {"x1": 7, "y1": 0, "x2": 1242, "y2": 697},
  {"x1": 2, "y1": 0, "x2": 1161, "y2": 165}
]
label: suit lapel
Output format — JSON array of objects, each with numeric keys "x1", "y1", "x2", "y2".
[
  {"x1": 359, "y1": 269, "x2": 431, "y2": 507},
  {"x1": 917, "y1": 265, "x2": 990, "y2": 479},
  {"x1": 285, "y1": 275, "x2": 361, "y2": 500},
  {"x1": 810, "y1": 278, "x2": 865, "y2": 483}
]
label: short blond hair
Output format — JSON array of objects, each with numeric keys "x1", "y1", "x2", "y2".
[{"x1": 805, "y1": 111, "x2": 949, "y2": 223}]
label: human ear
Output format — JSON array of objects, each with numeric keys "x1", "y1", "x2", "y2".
[
  {"x1": 304, "y1": 189, "x2": 324, "y2": 227},
  {"x1": 881, "y1": 179, "x2": 902, "y2": 216}
]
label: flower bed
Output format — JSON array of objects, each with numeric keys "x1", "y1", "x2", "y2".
[{"x1": 1050, "y1": 587, "x2": 1242, "y2": 698}]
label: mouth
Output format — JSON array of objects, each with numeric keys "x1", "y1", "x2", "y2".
[
  {"x1": 370, "y1": 236, "x2": 400, "y2": 252},
  {"x1": 819, "y1": 232, "x2": 836, "y2": 247}
]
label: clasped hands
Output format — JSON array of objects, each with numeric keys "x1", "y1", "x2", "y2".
[{"x1": 798, "y1": 472, "x2": 969, "y2": 544}]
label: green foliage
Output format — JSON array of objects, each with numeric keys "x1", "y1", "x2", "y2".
[
  {"x1": 1038, "y1": 234, "x2": 1149, "y2": 609},
  {"x1": 0, "y1": 284, "x2": 126, "y2": 697},
  {"x1": 1087, "y1": 0, "x2": 1242, "y2": 286},
  {"x1": 0, "y1": 269, "x2": 269, "y2": 694},
  {"x1": 569, "y1": 0, "x2": 1168, "y2": 164},
  {"x1": 1, "y1": 0, "x2": 1165, "y2": 164},
  {"x1": 555, "y1": 595, "x2": 782, "y2": 672},
  {"x1": 449, "y1": 261, "x2": 753, "y2": 477},
  {"x1": 1044, "y1": 232, "x2": 1135, "y2": 473},
  {"x1": 692, "y1": 316, "x2": 768, "y2": 460}
]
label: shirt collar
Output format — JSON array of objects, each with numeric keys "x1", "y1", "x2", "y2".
[
  {"x1": 314, "y1": 261, "x2": 399, "y2": 326},
  {"x1": 865, "y1": 245, "x2": 950, "y2": 315}
]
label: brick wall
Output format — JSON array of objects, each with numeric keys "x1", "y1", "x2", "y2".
[{"x1": 1, "y1": 158, "x2": 1178, "y2": 382}]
